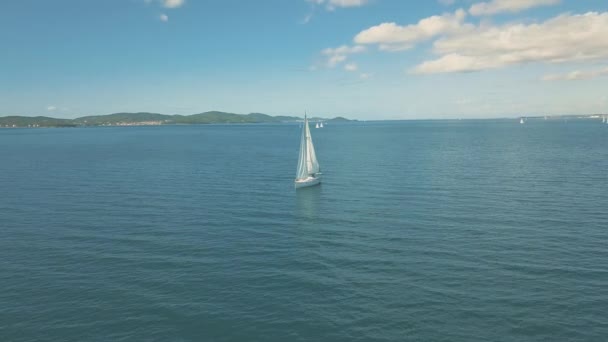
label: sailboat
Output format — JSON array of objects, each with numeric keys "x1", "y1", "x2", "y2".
[
  {"x1": 315, "y1": 122, "x2": 320, "y2": 129},
  {"x1": 520, "y1": 117, "x2": 525, "y2": 124},
  {"x1": 295, "y1": 114, "x2": 321, "y2": 189},
  {"x1": 320, "y1": 122, "x2": 324, "y2": 128}
]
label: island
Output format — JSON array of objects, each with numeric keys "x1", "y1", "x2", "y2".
[{"x1": 0, "y1": 111, "x2": 356, "y2": 128}]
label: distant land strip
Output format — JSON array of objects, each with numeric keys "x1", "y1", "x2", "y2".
[{"x1": 0, "y1": 111, "x2": 354, "y2": 128}]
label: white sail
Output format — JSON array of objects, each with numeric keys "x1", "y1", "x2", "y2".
[
  {"x1": 295, "y1": 118, "x2": 309, "y2": 180},
  {"x1": 305, "y1": 119, "x2": 320, "y2": 174}
]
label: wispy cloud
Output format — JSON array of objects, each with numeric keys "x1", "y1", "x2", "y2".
[
  {"x1": 46, "y1": 105, "x2": 56, "y2": 111},
  {"x1": 302, "y1": 12, "x2": 314, "y2": 24},
  {"x1": 438, "y1": 0, "x2": 456, "y2": 6},
  {"x1": 159, "y1": 13, "x2": 169, "y2": 22},
  {"x1": 310, "y1": 0, "x2": 369, "y2": 11},
  {"x1": 320, "y1": 45, "x2": 366, "y2": 68},
  {"x1": 303, "y1": 0, "x2": 369, "y2": 23},
  {"x1": 344, "y1": 62, "x2": 358, "y2": 71},
  {"x1": 469, "y1": 0, "x2": 559, "y2": 16},
  {"x1": 542, "y1": 67, "x2": 608, "y2": 81}
]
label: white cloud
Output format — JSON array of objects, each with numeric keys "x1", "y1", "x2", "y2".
[
  {"x1": 354, "y1": 9, "x2": 471, "y2": 51},
  {"x1": 162, "y1": 0, "x2": 185, "y2": 8},
  {"x1": 543, "y1": 67, "x2": 608, "y2": 81},
  {"x1": 469, "y1": 0, "x2": 559, "y2": 16},
  {"x1": 344, "y1": 62, "x2": 358, "y2": 71},
  {"x1": 321, "y1": 45, "x2": 366, "y2": 68},
  {"x1": 412, "y1": 12, "x2": 608, "y2": 74},
  {"x1": 160, "y1": 13, "x2": 169, "y2": 22},
  {"x1": 360, "y1": 72, "x2": 374, "y2": 79},
  {"x1": 46, "y1": 106, "x2": 56, "y2": 111}
]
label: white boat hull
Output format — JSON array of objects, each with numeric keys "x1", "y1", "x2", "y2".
[{"x1": 295, "y1": 176, "x2": 321, "y2": 189}]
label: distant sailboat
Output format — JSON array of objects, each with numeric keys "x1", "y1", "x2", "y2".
[
  {"x1": 520, "y1": 117, "x2": 525, "y2": 124},
  {"x1": 320, "y1": 122, "x2": 324, "y2": 128},
  {"x1": 315, "y1": 122, "x2": 320, "y2": 129},
  {"x1": 295, "y1": 114, "x2": 321, "y2": 189}
]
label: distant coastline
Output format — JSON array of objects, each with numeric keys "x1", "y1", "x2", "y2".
[
  {"x1": 0, "y1": 111, "x2": 354, "y2": 128},
  {"x1": 0, "y1": 112, "x2": 605, "y2": 128}
]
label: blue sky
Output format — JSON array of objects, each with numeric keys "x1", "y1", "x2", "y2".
[{"x1": 1, "y1": 0, "x2": 608, "y2": 119}]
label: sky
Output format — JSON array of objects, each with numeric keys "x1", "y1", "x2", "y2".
[{"x1": 1, "y1": 0, "x2": 608, "y2": 120}]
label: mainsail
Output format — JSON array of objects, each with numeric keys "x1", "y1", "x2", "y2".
[
  {"x1": 305, "y1": 121, "x2": 320, "y2": 174},
  {"x1": 296, "y1": 118, "x2": 309, "y2": 180},
  {"x1": 296, "y1": 116, "x2": 320, "y2": 180}
]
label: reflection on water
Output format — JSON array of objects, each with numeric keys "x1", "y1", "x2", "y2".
[{"x1": 295, "y1": 185, "x2": 322, "y2": 219}]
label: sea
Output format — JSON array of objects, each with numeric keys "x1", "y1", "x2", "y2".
[{"x1": 1, "y1": 120, "x2": 607, "y2": 341}]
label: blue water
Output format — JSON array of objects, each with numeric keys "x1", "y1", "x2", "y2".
[{"x1": 1, "y1": 120, "x2": 607, "y2": 341}]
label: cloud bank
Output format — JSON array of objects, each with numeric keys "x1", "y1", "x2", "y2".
[{"x1": 412, "y1": 12, "x2": 608, "y2": 74}]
